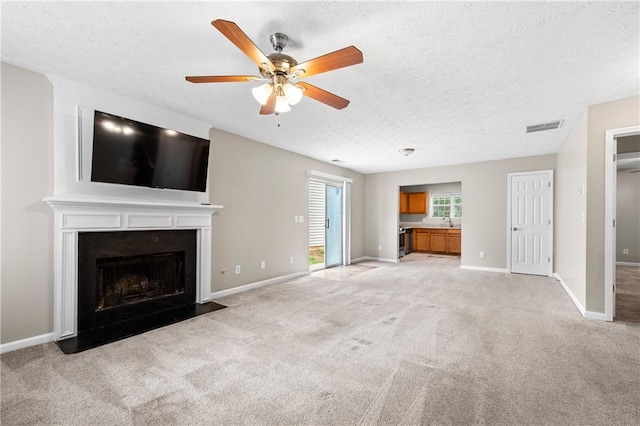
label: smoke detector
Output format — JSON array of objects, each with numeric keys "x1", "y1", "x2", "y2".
[{"x1": 399, "y1": 148, "x2": 415, "y2": 157}]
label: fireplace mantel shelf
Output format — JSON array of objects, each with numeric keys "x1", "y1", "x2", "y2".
[{"x1": 43, "y1": 195, "x2": 222, "y2": 213}]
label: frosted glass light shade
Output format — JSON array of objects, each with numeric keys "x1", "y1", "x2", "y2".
[
  {"x1": 251, "y1": 83, "x2": 273, "y2": 105},
  {"x1": 275, "y1": 96, "x2": 291, "y2": 113},
  {"x1": 283, "y1": 83, "x2": 303, "y2": 105}
]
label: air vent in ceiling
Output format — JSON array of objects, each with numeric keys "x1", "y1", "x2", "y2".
[{"x1": 526, "y1": 120, "x2": 563, "y2": 133}]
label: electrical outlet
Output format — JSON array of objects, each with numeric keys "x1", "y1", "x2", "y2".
[
  {"x1": 299, "y1": 215, "x2": 304, "y2": 223},
  {"x1": 378, "y1": 245, "x2": 382, "y2": 251},
  {"x1": 480, "y1": 251, "x2": 485, "y2": 259},
  {"x1": 235, "y1": 265, "x2": 241, "y2": 274},
  {"x1": 261, "y1": 260, "x2": 266, "y2": 269},
  {"x1": 623, "y1": 249, "x2": 629, "y2": 254},
  {"x1": 289, "y1": 256, "x2": 294, "y2": 264},
  {"x1": 294, "y1": 215, "x2": 299, "y2": 223}
]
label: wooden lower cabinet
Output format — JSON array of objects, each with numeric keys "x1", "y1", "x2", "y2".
[
  {"x1": 446, "y1": 229, "x2": 461, "y2": 254},
  {"x1": 429, "y1": 229, "x2": 447, "y2": 253},
  {"x1": 415, "y1": 229, "x2": 430, "y2": 251},
  {"x1": 411, "y1": 228, "x2": 461, "y2": 255}
]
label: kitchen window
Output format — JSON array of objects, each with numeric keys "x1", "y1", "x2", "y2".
[{"x1": 431, "y1": 193, "x2": 462, "y2": 218}]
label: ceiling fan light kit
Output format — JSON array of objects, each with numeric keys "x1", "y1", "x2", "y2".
[{"x1": 186, "y1": 19, "x2": 363, "y2": 115}]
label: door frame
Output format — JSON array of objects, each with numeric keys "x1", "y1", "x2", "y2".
[
  {"x1": 604, "y1": 125, "x2": 640, "y2": 321},
  {"x1": 308, "y1": 170, "x2": 353, "y2": 268},
  {"x1": 506, "y1": 169, "x2": 554, "y2": 276}
]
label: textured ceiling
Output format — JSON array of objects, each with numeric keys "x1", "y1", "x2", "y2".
[{"x1": 2, "y1": 1, "x2": 639, "y2": 174}]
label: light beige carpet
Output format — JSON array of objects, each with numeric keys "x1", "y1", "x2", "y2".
[{"x1": 2, "y1": 261, "x2": 639, "y2": 425}]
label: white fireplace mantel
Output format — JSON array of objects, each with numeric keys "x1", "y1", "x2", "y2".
[{"x1": 44, "y1": 195, "x2": 223, "y2": 340}]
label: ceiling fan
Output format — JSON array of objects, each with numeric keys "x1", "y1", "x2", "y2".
[{"x1": 186, "y1": 20, "x2": 363, "y2": 115}]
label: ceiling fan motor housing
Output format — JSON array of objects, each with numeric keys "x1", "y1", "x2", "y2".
[{"x1": 261, "y1": 52, "x2": 298, "y2": 79}]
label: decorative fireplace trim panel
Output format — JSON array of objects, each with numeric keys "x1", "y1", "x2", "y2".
[{"x1": 43, "y1": 196, "x2": 222, "y2": 340}]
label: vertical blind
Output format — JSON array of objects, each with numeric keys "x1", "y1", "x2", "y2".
[{"x1": 308, "y1": 179, "x2": 326, "y2": 247}]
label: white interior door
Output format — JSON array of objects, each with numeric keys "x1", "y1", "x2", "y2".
[{"x1": 509, "y1": 170, "x2": 553, "y2": 276}]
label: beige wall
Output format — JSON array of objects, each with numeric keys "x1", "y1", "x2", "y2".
[
  {"x1": 586, "y1": 96, "x2": 640, "y2": 312},
  {"x1": 208, "y1": 128, "x2": 365, "y2": 292},
  {"x1": 1, "y1": 63, "x2": 54, "y2": 344},
  {"x1": 616, "y1": 169, "x2": 640, "y2": 263},
  {"x1": 555, "y1": 110, "x2": 588, "y2": 308},
  {"x1": 365, "y1": 155, "x2": 557, "y2": 267}
]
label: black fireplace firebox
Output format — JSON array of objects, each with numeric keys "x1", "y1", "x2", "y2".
[{"x1": 77, "y1": 230, "x2": 197, "y2": 333}]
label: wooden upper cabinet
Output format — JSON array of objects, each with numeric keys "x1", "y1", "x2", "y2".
[
  {"x1": 407, "y1": 192, "x2": 427, "y2": 214},
  {"x1": 399, "y1": 191, "x2": 429, "y2": 214},
  {"x1": 399, "y1": 191, "x2": 409, "y2": 214}
]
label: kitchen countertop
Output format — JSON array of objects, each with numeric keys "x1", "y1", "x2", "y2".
[{"x1": 400, "y1": 223, "x2": 461, "y2": 229}]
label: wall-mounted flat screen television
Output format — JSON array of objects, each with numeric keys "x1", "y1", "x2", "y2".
[{"x1": 91, "y1": 111, "x2": 210, "y2": 192}]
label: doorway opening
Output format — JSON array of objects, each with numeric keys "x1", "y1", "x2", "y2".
[
  {"x1": 605, "y1": 127, "x2": 640, "y2": 321},
  {"x1": 308, "y1": 171, "x2": 352, "y2": 271}
]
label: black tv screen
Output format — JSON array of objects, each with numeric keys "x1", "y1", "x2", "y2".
[{"x1": 91, "y1": 111, "x2": 210, "y2": 192}]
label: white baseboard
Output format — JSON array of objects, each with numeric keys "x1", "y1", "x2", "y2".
[
  {"x1": 553, "y1": 273, "x2": 608, "y2": 321},
  {"x1": 0, "y1": 332, "x2": 56, "y2": 355},
  {"x1": 584, "y1": 310, "x2": 607, "y2": 321},
  {"x1": 459, "y1": 265, "x2": 508, "y2": 273},
  {"x1": 553, "y1": 273, "x2": 586, "y2": 317},
  {"x1": 210, "y1": 271, "x2": 308, "y2": 299},
  {"x1": 616, "y1": 261, "x2": 640, "y2": 267}
]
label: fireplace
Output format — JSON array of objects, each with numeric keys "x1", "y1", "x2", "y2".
[
  {"x1": 44, "y1": 196, "x2": 224, "y2": 353},
  {"x1": 78, "y1": 230, "x2": 196, "y2": 333}
]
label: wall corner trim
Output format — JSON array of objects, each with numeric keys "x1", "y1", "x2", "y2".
[
  {"x1": 210, "y1": 271, "x2": 309, "y2": 300},
  {"x1": 0, "y1": 332, "x2": 56, "y2": 355}
]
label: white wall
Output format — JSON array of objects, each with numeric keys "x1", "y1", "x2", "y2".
[
  {"x1": 1, "y1": 63, "x2": 54, "y2": 343},
  {"x1": 555, "y1": 110, "x2": 588, "y2": 309},
  {"x1": 585, "y1": 96, "x2": 640, "y2": 312},
  {"x1": 209, "y1": 129, "x2": 365, "y2": 292},
  {"x1": 365, "y1": 155, "x2": 557, "y2": 269},
  {"x1": 555, "y1": 96, "x2": 640, "y2": 315}
]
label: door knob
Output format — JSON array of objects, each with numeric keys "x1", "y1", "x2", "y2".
[{"x1": 513, "y1": 227, "x2": 520, "y2": 231}]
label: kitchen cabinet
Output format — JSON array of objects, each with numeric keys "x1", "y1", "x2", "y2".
[
  {"x1": 399, "y1": 191, "x2": 429, "y2": 214},
  {"x1": 414, "y1": 229, "x2": 430, "y2": 251},
  {"x1": 429, "y1": 229, "x2": 447, "y2": 253},
  {"x1": 412, "y1": 228, "x2": 461, "y2": 255},
  {"x1": 447, "y1": 229, "x2": 461, "y2": 254},
  {"x1": 399, "y1": 192, "x2": 409, "y2": 214}
]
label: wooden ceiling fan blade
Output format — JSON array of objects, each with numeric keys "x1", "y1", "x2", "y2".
[
  {"x1": 298, "y1": 82, "x2": 350, "y2": 110},
  {"x1": 259, "y1": 92, "x2": 277, "y2": 115},
  {"x1": 211, "y1": 20, "x2": 275, "y2": 73},
  {"x1": 185, "y1": 75, "x2": 261, "y2": 83},
  {"x1": 291, "y1": 46, "x2": 363, "y2": 78}
]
